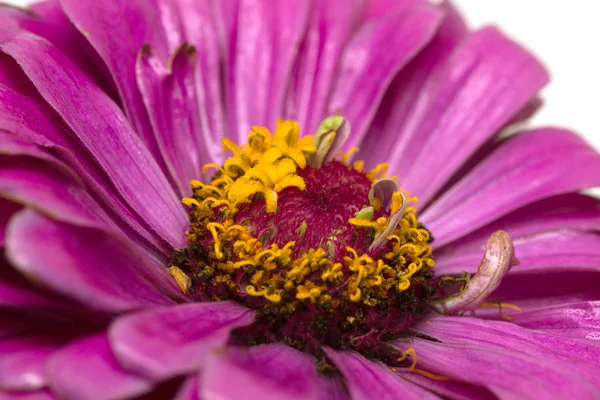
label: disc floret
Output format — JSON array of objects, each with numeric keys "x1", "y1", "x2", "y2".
[{"x1": 172, "y1": 117, "x2": 436, "y2": 355}]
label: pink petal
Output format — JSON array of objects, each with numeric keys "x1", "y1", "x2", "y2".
[
  {"x1": 6, "y1": 210, "x2": 177, "y2": 313},
  {"x1": 109, "y1": 302, "x2": 254, "y2": 380},
  {"x1": 1, "y1": 33, "x2": 188, "y2": 249},
  {"x1": 432, "y1": 193, "x2": 600, "y2": 252},
  {"x1": 0, "y1": 155, "x2": 115, "y2": 233},
  {"x1": 318, "y1": 375, "x2": 349, "y2": 400},
  {"x1": 59, "y1": 0, "x2": 184, "y2": 160},
  {"x1": 0, "y1": 330, "x2": 72, "y2": 391},
  {"x1": 202, "y1": 344, "x2": 318, "y2": 400},
  {"x1": 285, "y1": 0, "x2": 362, "y2": 134},
  {"x1": 490, "y1": 270, "x2": 600, "y2": 309},
  {"x1": 407, "y1": 316, "x2": 600, "y2": 396},
  {"x1": 324, "y1": 348, "x2": 440, "y2": 400},
  {"x1": 0, "y1": 389, "x2": 56, "y2": 400},
  {"x1": 333, "y1": 4, "x2": 444, "y2": 150},
  {"x1": 136, "y1": 44, "x2": 214, "y2": 196},
  {"x1": 0, "y1": 52, "x2": 36, "y2": 95},
  {"x1": 47, "y1": 333, "x2": 152, "y2": 400},
  {"x1": 174, "y1": 375, "x2": 200, "y2": 400},
  {"x1": 0, "y1": 1, "x2": 116, "y2": 98},
  {"x1": 391, "y1": 27, "x2": 548, "y2": 206},
  {"x1": 396, "y1": 372, "x2": 496, "y2": 400},
  {"x1": 0, "y1": 261, "x2": 71, "y2": 312},
  {"x1": 0, "y1": 132, "x2": 80, "y2": 182},
  {"x1": 435, "y1": 230, "x2": 600, "y2": 275},
  {"x1": 0, "y1": 198, "x2": 20, "y2": 246},
  {"x1": 360, "y1": 1, "x2": 468, "y2": 167},
  {"x1": 0, "y1": 85, "x2": 169, "y2": 255},
  {"x1": 506, "y1": 301, "x2": 600, "y2": 343},
  {"x1": 175, "y1": 0, "x2": 224, "y2": 146},
  {"x1": 362, "y1": 0, "x2": 423, "y2": 21},
  {"x1": 422, "y1": 128, "x2": 600, "y2": 247},
  {"x1": 223, "y1": 0, "x2": 311, "y2": 142}
]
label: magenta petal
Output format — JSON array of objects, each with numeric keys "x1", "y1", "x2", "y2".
[
  {"x1": 0, "y1": 263, "x2": 69, "y2": 311},
  {"x1": 0, "y1": 132, "x2": 79, "y2": 182},
  {"x1": 422, "y1": 128, "x2": 600, "y2": 247},
  {"x1": 175, "y1": 0, "x2": 224, "y2": 147},
  {"x1": 363, "y1": 0, "x2": 423, "y2": 21},
  {"x1": 433, "y1": 193, "x2": 600, "y2": 252},
  {"x1": 285, "y1": 0, "x2": 362, "y2": 135},
  {"x1": 174, "y1": 375, "x2": 200, "y2": 400},
  {"x1": 109, "y1": 302, "x2": 254, "y2": 381},
  {"x1": 407, "y1": 316, "x2": 600, "y2": 397},
  {"x1": 397, "y1": 372, "x2": 496, "y2": 400},
  {"x1": 59, "y1": 0, "x2": 184, "y2": 160},
  {"x1": 0, "y1": 85, "x2": 169, "y2": 254},
  {"x1": 324, "y1": 348, "x2": 439, "y2": 400},
  {"x1": 0, "y1": 198, "x2": 20, "y2": 246},
  {"x1": 1, "y1": 1, "x2": 116, "y2": 98},
  {"x1": 136, "y1": 44, "x2": 214, "y2": 196},
  {"x1": 318, "y1": 375, "x2": 349, "y2": 400},
  {"x1": 435, "y1": 230, "x2": 600, "y2": 275},
  {"x1": 0, "y1": 33, "x2": 188, "y2": 249},
  {"x1": 0, "y1": 53, "x2": 37, "y2": 96},
  {"x1": 0, "y1": 331, "x2": 71, "y2": 391},
  {"x1": 0, "y1": 155, "x2": 115, "y2": 233},
  {"x1": 360, "y1": 1, "x2": 468, "y2": 168},
  {"x1": 0, "y1": 312, "x2": 32, "y2": 339},
  {"x1": 6, "y1": 210, "x2": 176, "y2": 313},
  {"x1": 47, "y1": 333, "x2": 151, "y2": 400},
  {"x1": 221, "y1": 0, "x2": 310, "y2": 142},
  {"x1": 489, "y1": 269, "x2": 600, "y2": 311},
  {"x1": 415, "y1": 315, "x2": 600, "y2": 367},
  {"x1": 507, "y1": 301, "x2": 600, "y2": 342},
  {"x1": 0, "y1": 6, "x2": 23, "y2": 40},
  {"x1": 392, "y1": 27, "x2": 548, "y2": 205},
  {"x1": 0, "y1": 390, "x2": 56, "y2": 400},
  {"x1": 202, "y1": 344, "x2": 318, "y2": 400},
  {"x1": 333, "y1": 4, "x2": 443, "y2": 150}
]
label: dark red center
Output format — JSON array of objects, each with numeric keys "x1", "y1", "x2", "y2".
[{"x1": 234, "y1": 161, "x2": 385, "y2": 262}]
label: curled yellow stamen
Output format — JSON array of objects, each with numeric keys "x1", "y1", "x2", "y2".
[
  {"x1": 182, "y1": 197, "x2": 202, "y2": 208},
  {"x1": 206, "y1": 222, "x2": 225, "y2": 259},
  {"x1": 481, "y1": 301, "x2": 522, "y2": 320},
  {"x1": 397, "y1": 348, "x2": 450, "y2": 381},
  {"x1": 246, "y1": 285, "x2": 281, "y2": 303}
]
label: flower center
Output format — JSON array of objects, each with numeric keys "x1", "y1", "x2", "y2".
[{"x1": 170, "y1": 118, "x2": 436, "y2": 357}]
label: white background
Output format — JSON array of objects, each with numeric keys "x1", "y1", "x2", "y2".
[{"x1": 5, "y1": 0, "x2": 600, "y2": 153}]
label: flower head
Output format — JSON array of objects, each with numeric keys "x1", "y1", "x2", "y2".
[{"x1": 1, "y1": 0, "x2": 600, "y2": 399}]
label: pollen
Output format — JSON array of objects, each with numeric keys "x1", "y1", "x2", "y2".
[{"x1": 171, "y1": 117, "x2": 436, "y2": 355}]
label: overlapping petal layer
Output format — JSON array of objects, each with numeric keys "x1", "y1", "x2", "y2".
[
  {"x1": 109, "y1": 302, "x2": 254, "y2": 380},
  {"x1": 47, "y1": 334, "x2": 152, "y2": 400},
  {"x1": 202, "y1": 344, "x2": 319, "y2": 400},
  {"x1": 400, "y1": 316, "x2": 600, "y2": 399}
]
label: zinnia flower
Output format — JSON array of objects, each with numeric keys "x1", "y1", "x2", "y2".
[{"x1": 1, "y1": 0, "x2": 600, "y2": 398}]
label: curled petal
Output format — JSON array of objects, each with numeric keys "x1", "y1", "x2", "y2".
[
  {"x1": 368, "y1": 178, "x2": 400, "y2": 210},
  {"x1": 308, "y1": 116, "x2": 350, "y2": 168},
  {"x1": 431, "y1": 231, "x2": 518, "y2": 314},
  {"x1": 369, "y1": 192, "x2": 407, "y2": 250}
]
